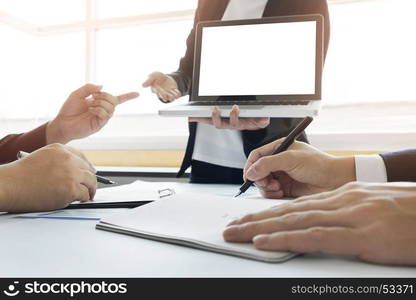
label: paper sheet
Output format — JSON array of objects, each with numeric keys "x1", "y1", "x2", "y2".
[
  {"x1": 98, "y1": 192, "x2": 294, "y2": 262},
  {"x1": 77, "y1": 180, "x2": 264, "y2": 205},
  {"x1": 74, "y1": 180, "x2": 170, "y2": 204}
]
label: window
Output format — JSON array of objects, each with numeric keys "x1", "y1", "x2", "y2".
[
  {"x1": 312, "y1": 0, "x2": 416, "y2": 137},
  {"x1": 0, "y1": 0, "x2": 415, "y2": 152},
  {"x1": 95, "y1": 20, "x2": 193, "y2": 115}
]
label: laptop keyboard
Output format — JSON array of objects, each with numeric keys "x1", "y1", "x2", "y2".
[{"x1": 189, "y1": 100, "x2": 310, "y2": 106}]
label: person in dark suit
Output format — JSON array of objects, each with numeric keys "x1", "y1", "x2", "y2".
[
  {"x1": 143, "y1": 0, "x2": 331, "y2": 184},
  {"x1": 0, "y1": 84, "x2": 138, "y2": 212},
  {"x1": 222, "y1": 139, "x2": 416, "y2": 266}
]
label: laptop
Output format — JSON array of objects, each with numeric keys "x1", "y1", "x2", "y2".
[{"x1": 159, "y1": 14, "x2": 324, "y2": 118}]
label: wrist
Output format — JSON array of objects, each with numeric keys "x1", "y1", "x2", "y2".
[
  {"x1": 46, "y1": 119, "x2": 70, "y2": 144},
  {"x1": 0, "y1": 165, "x2": 17, "y2": 211},
  {"x1": 0, "y1": 167, "x2": 7, "y2": 211},
  {"x1": 330, "y1": 156, "x2": 356, "y2": 188}
]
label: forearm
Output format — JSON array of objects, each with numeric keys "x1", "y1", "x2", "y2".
[
  {"x1": 46, "y1": 119, "x2": 70, "y2": 144},
  {"x1": 0, "y1": 174, "x2": 6, "y2": 211},
  {"x1": 331, "y1": 156, "x2": 356, "y2": 187},
  {"x1": 0, "y1": 165, "x2": 14, "y2": 212},
  {"x1": 0, "y1": 123, "x2": 47, "y2": 164}
]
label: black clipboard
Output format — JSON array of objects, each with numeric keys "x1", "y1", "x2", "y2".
[{"x1": 66, "y1": 188, "x2": 175, "y2": 209}]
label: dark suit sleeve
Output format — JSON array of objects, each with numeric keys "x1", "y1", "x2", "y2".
[
  {"x1": 0, "y1": 123, "x2": 48, "y2": 164},
  {"x1": 379, "y1": 149, "x2": 416, "y2": 182},
  {"x1": 166, "y1": 3, "x2": 201, "y2": 96}
]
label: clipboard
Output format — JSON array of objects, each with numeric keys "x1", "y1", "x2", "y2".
[{"x1": 66, "y1": 186, "x2": 176, "y2": 210}]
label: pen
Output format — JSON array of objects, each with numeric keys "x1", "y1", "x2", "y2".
[
  {"x1": 96, "y1": 175, "x2": 116, "y2": 185},
  {"x1": 235, "y1": 116, "x2": 314, "y2": 197},
  {"x1": 17, "y1": 151, "x2": 116, "y2": 185}
]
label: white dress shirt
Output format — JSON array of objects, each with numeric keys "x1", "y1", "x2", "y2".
[
  {"x1": 192, "y1": 0, "x2": 269, "y2": 169},
  {"x1": 354, "y1": 154, "x2": 388, "y2": 182}
]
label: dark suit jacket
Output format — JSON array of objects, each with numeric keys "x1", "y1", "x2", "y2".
[
  {"x1": 0, "y1": 123, "x2": 47, "y2": 164},
  {"x1": 380, "y1": 150, "x2": 416, "y2": 182},
  {"x1": 171, "y1": 0, "x2": 331, "y2": 177}
]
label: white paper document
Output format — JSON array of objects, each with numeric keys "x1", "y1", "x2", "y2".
[
  {"x1": 75, "y1": 180, "x2": 262, "y2": 206},
  {"x1": 93, "y1": 181, "x2": 161, "y2": 202},
  {"x1": 72, "y1": 180, "x2": 174, "y2": 206},
  {"x1": 96, "y1": 192, "x2": 296, "y2": 263}
]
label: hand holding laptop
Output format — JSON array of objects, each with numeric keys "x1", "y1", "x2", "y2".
[
  {"x1": 189, "y1": 105, "x2": 270, "y2": 130},
  {"x1": 143, "y1": 72, "x2": 270, "y2": 130}
]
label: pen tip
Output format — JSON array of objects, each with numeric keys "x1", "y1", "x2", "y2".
[{"x1": 234, "y1": 191, "x2": 242, "y2": 198}]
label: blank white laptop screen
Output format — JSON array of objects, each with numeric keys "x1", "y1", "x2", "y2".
[{"x1": 198, "y1": 21, "x2": 317, "y2": 96}]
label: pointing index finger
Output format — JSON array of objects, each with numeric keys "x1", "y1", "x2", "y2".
[{"x1": 117, "y1": 92, "x2": 139, "y2": 104}]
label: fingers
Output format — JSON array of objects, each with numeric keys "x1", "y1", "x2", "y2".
[
  {"x1": 253, "y1": 227, "x2": 361, "y2": 256},
  {"x1": 212, "y1": 106, "x2": 225, "y2": 129},
  {"x1": 245, "y1": 152, "x2": 296, "y2": 182},
  {"x1": 189, "y1": 107, "x2": 228, "y2": 128},
  {"x1": 254, "y1": 176, "x2": 284, "y2": 199},
  {"x1": 250, "y1": 139, "x2": 285, "y2": 160},
  {"x1": 89, "y1": 107, "x2": 111, "y2": 120},
  {"x1": 254, "y1": 117, "x2": 270, "y2": 129},
  {"x1": 91, "y1": 91, "x2": 118, "y2": 106},
  {"x1": 79, "y1": 169, "x2": 97, "y2": 200},
  {"x1": 293, "y1": 182, "x2": 364, "y2": 204},
  {"x1": 229, "y1": 196, "x2": 348, "y2": 226},
  {"x1": 143, "y1": 72, "x2": 181, "y2": 102},
  {"x1": 62, "y1": 146, "x2": 96, "y2": 174},
  {"x1": 230, "y1": 185, "x2": 373, "y2": 228},
  {"x1": 69, "y1": 170, "x2": 96, "y2": 203},
  {"x1": 255, "y1": 175, "x2": 280, "y2": 191},
  {"x1": 117, "y1": 92, "x2": 139, "y2": 104},
  {"x1": 71, "y1": 83, "x2": 102, "y2": 98},
  {"x1": 89, "y1": 99, "x2": 114, "y2": 117},
  {"x1": 224, "y1": 209, "x2": 354, "y2": 242},
  {"x1": 229, "y1": 105, "x2": 240, "y2": 129},
  {"x1": 88, "y1": 91, "x2": 138, "y2": 120},
  {"x1": 259, "y1": 189, "x2": 285, "y2": 199},
  {"x1": 188, "y1": 107, "x2": 232, "y2": 128},
  {"x1": 243, "y1": 138, "x2": 285, "y2": 179},
  {"x1": 188, "y1": 106, "x2": 225, "y2": 126},
  {"x1": 152, "y1": 84, "x2": 177, "y2": 102},
  {"x1": 256, "y1": 178, "x2": 285, "y2": 199},
  {"x1": 76, "y1": 184, "x2": 91, "y2": 203},
  {"x1": 164, "y1": 88, "x2": 181, "y2": 101},
  {"x1": 172, "y1": 89, "x2": 181, "y2": 98},
  {"x1": 188, "y1": 117, "x2": 214, "y2": 124},
  {"x1": 164, "y1": 88, "x2": 181, "y2": 100},
  {"x1": 142, "y1": 72, "x2": 162, "y2": 87},
  {"x1": 72, "y1": 155, "x2": 96, "y2": 176},
  {"x1": 294, "y1": 190, "x2": 338, "y2": 203},
  {"x1": 189, "y1": 106, "x2": 266, "y2": 131}
]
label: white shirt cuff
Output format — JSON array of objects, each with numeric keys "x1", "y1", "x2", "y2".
[{"x1": 354, "y1": 154, "x2": 388, "y2": 182}]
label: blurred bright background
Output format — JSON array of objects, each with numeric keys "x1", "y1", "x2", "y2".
[{"x1": 0, "y1": 0, "x2": 415, "y2": 152}]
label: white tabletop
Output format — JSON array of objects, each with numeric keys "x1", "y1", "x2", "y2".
[{"x1": 1, "y1": 185, "x2": 415, "y2": 277}]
